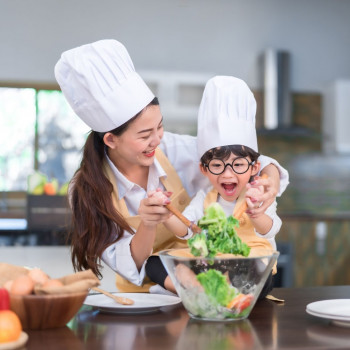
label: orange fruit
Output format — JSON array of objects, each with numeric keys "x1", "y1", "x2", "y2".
[
  {"x1": 0, "y1": 310, "x2": 22, "y2": 343},
  {"x1": 44, "y1": 182, "x2": 56, "y2": 195}
]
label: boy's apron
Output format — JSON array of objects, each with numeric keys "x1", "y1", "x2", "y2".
[
  {"x1": 204, "y1": 188, "x2": 277, "y2": 274},
  {"x1": 104, "y1": 148, "x2": 190, "y2": 292}
]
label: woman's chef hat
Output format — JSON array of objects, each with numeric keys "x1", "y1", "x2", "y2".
[
  {"x1": 197, "y1": 76, "x2": 258, "y2": 159},
  {"x1": 54, "y1": 39, "x2": 155, "y2": 132}
]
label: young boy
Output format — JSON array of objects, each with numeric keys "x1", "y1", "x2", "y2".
[{"x1": 146, "y1": 76, "x2": 281, "y2": 297}]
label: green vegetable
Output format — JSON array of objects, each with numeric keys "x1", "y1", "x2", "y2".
[
  {"x1": 58, "y1": 182, "x2": 69, "y2": 195},
  {"x1": 27, "y1": 171, "x2": 48, "y2": 195},
  {"x1": 196, "y1": 269, "x2": 237, "y2": 306},
  {"x1": 187, "y1": 233, "x2": 208, "y2": 257},
  {"x1": 188, "y1": 203, "x2": 250, "y2": 257},
  {"x1": 198, "y1": 203, "x2": 227, "y2": 238}
]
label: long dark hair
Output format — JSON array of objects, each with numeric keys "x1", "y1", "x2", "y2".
[{"x1": 69, "y1": 97, "x2": 159, "y2": 278}]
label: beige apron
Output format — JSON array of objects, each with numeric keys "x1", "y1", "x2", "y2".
[
  {"x1": 204, "y1": 188, "x2": 277, "y2": 274},
  {"x1": 103, "y1": 148, "x2": 190, "y2": 292}
]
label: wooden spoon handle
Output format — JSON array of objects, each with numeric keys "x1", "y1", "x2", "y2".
[
  {"x1": 165, "y1": 203, "x2": 201, "y2": 233},
  {"x1": 92, "y1": 287, "x2": 134, "y2": 305},
  {"x1": 234, "y1": 202, "x2": 248, "y2": 221}
]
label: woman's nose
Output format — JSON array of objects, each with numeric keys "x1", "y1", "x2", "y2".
[{"x1": 150, "y1": 131, "x2": 161, "y2": 146}]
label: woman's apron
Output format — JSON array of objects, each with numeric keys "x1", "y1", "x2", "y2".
[
  {"x1": 104, "y1": 148, "x2": 191, "y2": 292},
  {"x1": 204, "y1": 188, "x2": 277, "y2": 274}
]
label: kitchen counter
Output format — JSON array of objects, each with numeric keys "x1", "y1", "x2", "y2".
[{"x1": 22, "y1": 285, "x2": 350, "y2": 349}]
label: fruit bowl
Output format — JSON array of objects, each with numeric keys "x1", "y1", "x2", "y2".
[
  {"x1": 0, "y1": 264, "x2": 99, "y2": 330},
  {"x1": 10, "y1": 291, "x2": 88, "y2": 330},
  {"x1": 159, "y1": 248, "x2": 279, "y2": 321}
]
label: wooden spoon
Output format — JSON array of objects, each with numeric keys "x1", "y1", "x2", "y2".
[
  {"x1": 92, "y1": 287, "x2": 134, "y2": 305},
  {"x1": 165, "y1": 203, "x2": 201, "y2": 233}
]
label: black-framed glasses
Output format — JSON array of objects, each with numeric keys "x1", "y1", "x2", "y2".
[{"x1": 205, "y1": 157, "x2": 254, "y2": 175}]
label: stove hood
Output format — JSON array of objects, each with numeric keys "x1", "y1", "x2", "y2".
[{"x1": 262, "y1": 49, "x2": 292, "y2": 130}]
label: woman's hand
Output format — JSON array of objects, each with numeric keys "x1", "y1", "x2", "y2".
[
  {"x1": 138, "y1": 189, "x2": 172, "y2": 227},
  {"x1": 245, "y1": 174, "x2": 278, "y2": 217},
  {"x1": 131, "y1": 189, "x2": 173, "y2": 270}
]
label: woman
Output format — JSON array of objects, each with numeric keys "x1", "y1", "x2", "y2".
[{"x1": 55, "y1": 39, "x2": 289, "y2": 292}]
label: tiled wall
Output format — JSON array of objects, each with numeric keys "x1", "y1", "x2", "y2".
[
  {"x1": 256, "y1": 92, "x2": 322, "y2": 214},
  {"x1": 278, "y1": 219, "x2": 350, "y2": 287},
  {"x1": 254, "y1": 91, "x2": 350, "y2": 287}
]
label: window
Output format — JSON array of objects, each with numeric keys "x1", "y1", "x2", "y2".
[{"x1": 0, "y1": 87, "x2": 89, "y2": 191}]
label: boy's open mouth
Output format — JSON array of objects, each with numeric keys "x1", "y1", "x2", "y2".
[{"x1": 221, "y1": 182, "x2": 237, "y2": 195}]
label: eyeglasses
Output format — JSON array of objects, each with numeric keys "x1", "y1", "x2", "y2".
[{"x1": 204, "y1": 157, "x2": 254, "y2": 175}]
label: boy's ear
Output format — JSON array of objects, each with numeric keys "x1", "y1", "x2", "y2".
[
  {"x1": 251, "y1": 160, "x2": 261, "y2": 177},
  {"x1": 199, "y1": 163, "x2": 208, "y2": 176}
]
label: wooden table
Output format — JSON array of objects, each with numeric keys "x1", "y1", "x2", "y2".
[{"x1": 24, "y1": 286, "x2": 350, "y2": 350}]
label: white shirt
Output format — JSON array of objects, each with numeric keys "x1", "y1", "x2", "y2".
[
  {"x1": 102, "y1": 131, "x2": 289, "y2": 285},
  {"x1": 181, "y1": 189, "x2": 281, "y2": 250},
  {"x1": 102, "y1": 152, "x2": 166, "y2": 285}
]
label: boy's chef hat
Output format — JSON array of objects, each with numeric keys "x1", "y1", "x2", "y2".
[
  {"x1": 54, "y1": 39, "x2": 155, "y2": 132},
  {"x1": 197, "y1": 76, "x2": 258, "y2": 158}
]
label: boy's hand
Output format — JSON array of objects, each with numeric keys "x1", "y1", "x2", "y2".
[
  {"x1": 245, "y1": 175, "x2": 276, "y2": 217},
  {"x1": 245, "y1": 185, "x2": 264, "y2": 218}
]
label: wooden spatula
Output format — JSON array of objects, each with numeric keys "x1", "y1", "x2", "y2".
[
  {"x1": 165, "y1": 203, "x2": 202, "y2": 233},
  {"x1": 92, "y1": 287, "x2": 134, "y2": 305}
]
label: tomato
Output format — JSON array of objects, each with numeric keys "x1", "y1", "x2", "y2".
[
  {"x1": 0, "y1": 288, "x2": 10, "y2": 311},
  {"x1": 227, "y1": 293, "x2": 253, "y2": 313},
  {"x1": 0, "y1": 289, "x2": 22, "y2": 343}
]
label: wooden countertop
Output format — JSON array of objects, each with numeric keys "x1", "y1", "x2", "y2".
[{"x1": 22, "y1": 285, "x2": 350, "y2": 349}]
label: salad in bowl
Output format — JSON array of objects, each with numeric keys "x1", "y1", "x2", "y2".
[{"x1": 159, "y1": 203, "x2": 279, "y2": 321}]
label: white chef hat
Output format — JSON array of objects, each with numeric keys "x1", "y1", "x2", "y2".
[
  {"x1": 197, "y1": 76, "x2": 258, "y2": 159},
  {"x1": 54, "y1": 39, "x2": 155, "y2": 132}
]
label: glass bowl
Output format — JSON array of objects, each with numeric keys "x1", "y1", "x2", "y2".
[{"x1": 159, "y1": 248, "x2": 279, "y2": 321}]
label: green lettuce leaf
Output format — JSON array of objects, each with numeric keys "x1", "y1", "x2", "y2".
[
  {"x1": 188, "y1": 203, "x2": 250, "y2": 258},
  {"x1": 196, "y1": 269, "x2": 237, "y2": 306}
]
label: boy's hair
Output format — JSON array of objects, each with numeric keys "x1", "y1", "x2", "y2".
[{"x1": 200, "y1": 145, "x2": 260, "y2": 166}]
